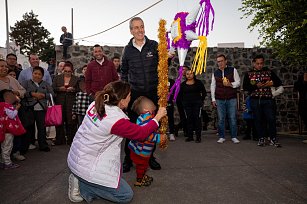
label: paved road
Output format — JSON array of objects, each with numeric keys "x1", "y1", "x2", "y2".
[{"x1": 1, "y1": 131, "x2": 307, "y2": 204}]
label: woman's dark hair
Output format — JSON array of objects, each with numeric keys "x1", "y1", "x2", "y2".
[
  {"x1": 64, "y1": 61, "x2": 74, "y2": 69},
  {"x1": 185, "y1": 68, "x2": 196, "y2": 80},
  {"x1": 33, "y1": 66, "x2": 45, "y2": 76},
  {"x1": 95, "y1": 81, "x2": 131, "y2": 117}
]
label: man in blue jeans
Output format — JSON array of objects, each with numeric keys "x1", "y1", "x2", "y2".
[
  {"x1": 243, "y1": 54, "x2": 282, "y2": 147},
  {"x1": 210, "y1": 54, "x2": 241, "y2": 144}
]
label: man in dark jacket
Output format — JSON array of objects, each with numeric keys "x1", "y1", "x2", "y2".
[
  {"x1": 121, "y1": 17, "x2": 161, "y2": 172},
  {"x1": 243, "y1": 54, "x2": 282, "y2": 147},
  {"x1": 60, "y1": 26, "x2": 73, "y2": 59}
]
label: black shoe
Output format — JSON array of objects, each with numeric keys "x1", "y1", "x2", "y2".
[
  {"x1": 149, "y1": 157, "x2": 161, "y2": 170},
  {"x1": 270, "y1": 139, "x2": 282, "y2": 148},
  {"x1": 39, "y1": 147, "x2": 50, "y2": 152},
  {"x1": 195, "y1": 136, "x2": 201, "y2": 143},
  {"x1": 257, "y1": 138, "x2": 265, "y2": 147},
  {"x1": 185, "y1": 137, "x2": 194, "y2": 142},
  {"x1": 123, "y1": 160, "x2": 133, "y2": 173}
]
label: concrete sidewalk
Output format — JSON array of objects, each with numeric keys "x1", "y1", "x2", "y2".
[{"x1": 1, "y1": 131, "x2": 307, "y2": 204}]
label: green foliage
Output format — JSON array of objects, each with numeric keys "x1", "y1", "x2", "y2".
[
  {"x1": 239, "y1": 0, "x2": 307, "y2": 68},
  {"x1": 9, "y1": 11, "x2": 55, "y2": 63}
]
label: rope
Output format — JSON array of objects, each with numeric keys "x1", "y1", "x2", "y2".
[{"x1": 73, "y1": 0, "x2": 163, "y2": 41}]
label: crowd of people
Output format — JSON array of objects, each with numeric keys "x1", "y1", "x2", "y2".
[{"x1": 0, "y1": 16, "x2": 306, "y2": 203}]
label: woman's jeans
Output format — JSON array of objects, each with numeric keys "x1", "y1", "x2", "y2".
[{"x1": 77, "y1": 176, "x2": 133, "y2": 203}]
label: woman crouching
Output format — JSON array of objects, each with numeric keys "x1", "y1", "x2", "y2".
[{"x1": 67, "y1": 80, "x2": 167, "y2": 203}]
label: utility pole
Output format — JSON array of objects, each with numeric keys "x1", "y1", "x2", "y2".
[
  {"x1": 71, "y1": 8, "x2": 74, "y2": 45},
  {"x1": 5, "y1": 0, "x2": 10, "y2": 53}
]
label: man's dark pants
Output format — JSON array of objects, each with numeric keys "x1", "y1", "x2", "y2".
[{"x1": 250, "y1": 98, "x2": 277, "y2": 140}]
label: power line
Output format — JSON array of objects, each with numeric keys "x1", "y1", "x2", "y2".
[
  {"x1": 78, "y1": 39, "x2": 124, "y2": 46},
  {"x1": 73, "y1": 0, "x2": 163, "y2": 41}
]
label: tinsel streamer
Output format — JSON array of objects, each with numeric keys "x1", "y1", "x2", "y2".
[
  {"x1": 157, "y1": 19, "x2": 169, "y2": 150},
  {"x1": 191, "y1": 36, "x2": 208, "y2": 75}
]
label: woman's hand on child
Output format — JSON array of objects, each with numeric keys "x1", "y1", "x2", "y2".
[{"x1": 154, "y1": 107, "x2": 167, "y2": 121}]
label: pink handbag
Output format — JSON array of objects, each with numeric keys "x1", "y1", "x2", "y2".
[{"x1": 45, "y1": 94, "x2": 62, "y2": 127}]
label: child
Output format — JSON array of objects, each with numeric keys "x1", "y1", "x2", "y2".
[
  {"x1": 0, "y1": 89, "x2": 22, "y2": 169},
  {"x1": 8, "y1": 70, "x2": 17, "y2": 79},
  {"x1": 72, "y1": 80, "x2": 91, "y2": 126},
  {"x1": 242, "y1": 96, "x2": 257, "y2": 140},
  {"x1": 128, "y1": 96, "x2": 166, "y2": 187}
]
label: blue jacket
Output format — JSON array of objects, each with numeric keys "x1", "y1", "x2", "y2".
[
  {"x1": 243, "y1": 96, "x2": 253, "y2": 119},
  {"x1": 128, "y1": 112, "x2": 160, "y2": 157}
]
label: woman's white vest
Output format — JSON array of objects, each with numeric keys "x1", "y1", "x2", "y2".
[{"x1": 67, "y1": 103, "x2": 128, "y2": 188}]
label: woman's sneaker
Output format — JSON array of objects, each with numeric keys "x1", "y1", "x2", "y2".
[
  {"x1": 169, "y1": 134, "x2": 176, "y2": 141},
  {"x1": 28, "y1": 144, "x2": 36, "y2": 150},
  {"x1": 68, "y1": 174, "x2": 84, "y2": 202}
]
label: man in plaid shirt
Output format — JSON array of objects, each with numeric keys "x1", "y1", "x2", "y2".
[{"x1": 72, "y1": 80, "x2": 91, "y2": 126}]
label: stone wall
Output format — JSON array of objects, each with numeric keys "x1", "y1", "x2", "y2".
[{"x1": 56, "y1": 45, "x2": 303, "y2": 133}]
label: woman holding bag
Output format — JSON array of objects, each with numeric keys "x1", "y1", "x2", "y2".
[
  {"x1": 21, "y1": 66, "x2": 54, "y2": 152},
  {"x1": 52, "y1": 62, "x2": 79, "y2": 145}
]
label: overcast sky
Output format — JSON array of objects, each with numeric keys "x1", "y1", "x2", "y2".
[{"x1": 0, "y1": 0, "x2": 260, "y2": 48}]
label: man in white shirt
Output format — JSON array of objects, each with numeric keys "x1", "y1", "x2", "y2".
[{"x1": 210, "y1": 54, "x2": 241, "y2": 144}]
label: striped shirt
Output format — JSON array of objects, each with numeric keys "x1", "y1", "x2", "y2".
[{"x1": 128, "y1": 112, "x2": 161, "y2": 157}]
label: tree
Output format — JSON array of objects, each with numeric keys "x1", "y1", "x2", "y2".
[
  {"x1": 239, "y1": 0, "x2": 307, "y2": 68},
  {"x1": 9, "y1": 11, "x2": 55, "y2": 63}
]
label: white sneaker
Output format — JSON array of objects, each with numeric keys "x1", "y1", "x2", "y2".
[
  {"x1": 232, "y1": 138, "x2": 240, "y2": 144},
  {"x1": 68, "y1": 174, "x2": 84, "y2": 202},
  {"x1": 217, "y1": 138, "x2": 226, "y2": 144},
  {"x1": 13, "y1": 151, "x2": 26, "y2": 161},
  {"x1": 169, "y1": 134, "x2": 175, "y2": 141},
  {"x1": 28, "y1": 144, "x2": 36, "y2": 150}
]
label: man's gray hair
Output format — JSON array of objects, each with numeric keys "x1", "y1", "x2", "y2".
[{"x1": 129, "y1": 17, "x2": 144, "y2": 30}]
